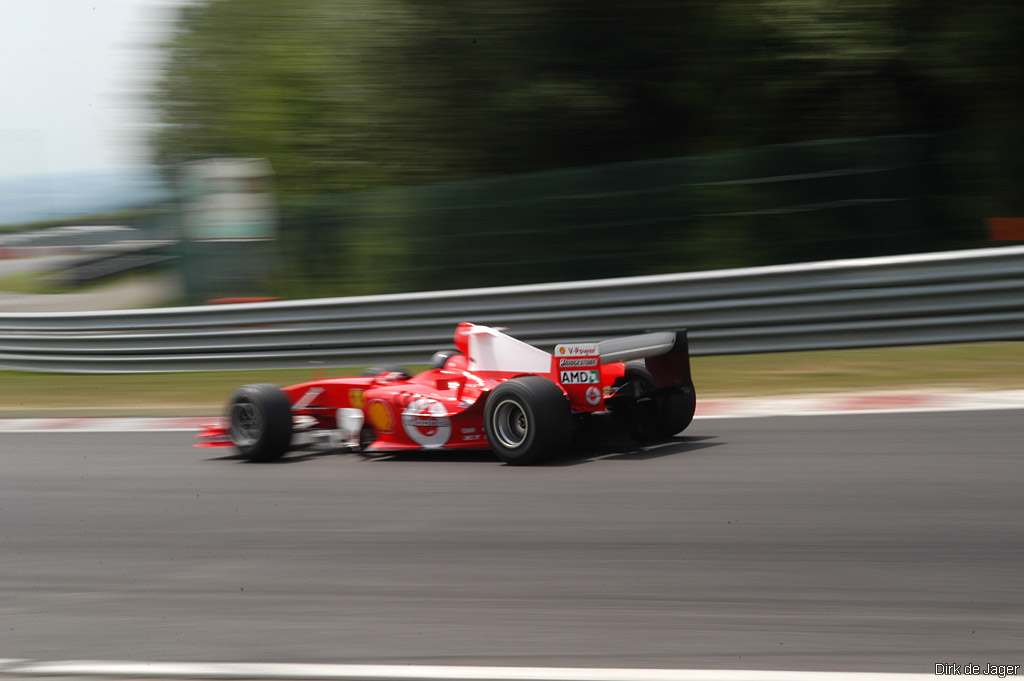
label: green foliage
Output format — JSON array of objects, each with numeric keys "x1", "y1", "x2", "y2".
[
  {"x1": 266, "y1": 136, "x2": 937, "y2": 296},
  {"x1": 150, "y1": 0, "x2": 1023, "y2": 296}
]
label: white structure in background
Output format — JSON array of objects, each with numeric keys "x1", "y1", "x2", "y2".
[
  {"x1": 178, "y1": 158, "x2": 278, "y2": 303},
  {"x1": 180, "y1": 158, "x2": 277, "y2": 242}
]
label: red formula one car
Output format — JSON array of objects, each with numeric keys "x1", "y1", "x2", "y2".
[{"x1": 196, "y1": 322, "x2": 696, "y2": 465}]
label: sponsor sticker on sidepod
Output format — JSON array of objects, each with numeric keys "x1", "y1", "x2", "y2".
[
  {"x1": 401, "y1": 397, "x2": 452, "y2": 448},
  {"x1": 367, "y1": 400, "x2": 395, "y2": 433}
]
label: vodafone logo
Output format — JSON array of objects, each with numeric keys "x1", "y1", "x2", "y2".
[
  {"x1": 585, "y1": 386, "x2": 602, "y2": 406},
  {"x1": 401, "y1": 397, "x2": 452, "y2": 448}
]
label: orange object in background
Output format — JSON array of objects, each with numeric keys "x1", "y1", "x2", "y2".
[{"x1": 987, "y1": 218, "x2": 1024, "y2": 241}]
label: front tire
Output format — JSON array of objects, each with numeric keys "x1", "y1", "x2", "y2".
[
  {"x1": 484, "y1": 376, "x2": 572, "y2": 465},
  {"x1": 228, "y1": 384, "x2": 293, "y2": 461}
]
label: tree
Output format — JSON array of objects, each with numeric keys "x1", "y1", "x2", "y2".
[{"x1": 149, "y1": 0, "x2": 1023, "y2": 295}]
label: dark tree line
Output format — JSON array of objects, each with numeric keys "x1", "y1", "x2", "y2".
[{"x1": 150, "y1": 0, "x2": 1024, "y2": 294}]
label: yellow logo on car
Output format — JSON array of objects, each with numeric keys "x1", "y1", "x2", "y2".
[{"x1": 367, "y1": 400, "x2": 394, "y2": 432}]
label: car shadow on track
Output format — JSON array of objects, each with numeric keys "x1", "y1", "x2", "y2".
[
  {"x1": 360, "y1": 449, "x2": 500, "y2": 464},
  {"x1": 204, "y1": 449, "x2": 341, "y2": 464},
  {"x1": 548, "y1": 434, "x2": 723, "y2": 467},
  {"x1": 205, "y1": 446, "x2": 500, "y2": 465},
  {"x1": 349, "y1": 433, "x2": 722, "y2": 467},
  {"x1": 205, "y1": 424, "x2": 723, "y2": 466}
]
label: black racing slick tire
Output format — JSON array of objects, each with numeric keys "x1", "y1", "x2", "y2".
[
  {"x1": 618, "y1": 362, "x2": 696, "y2": 440},
  {"x1": 659, "y1": 382, "x2": 696, "y2": 438},
  {"x1": 484, "y1": 376, "x2": 572, "y2": 465},
  {"x1": 228, "y1": 384, "x2": 293, "y2": 461}
]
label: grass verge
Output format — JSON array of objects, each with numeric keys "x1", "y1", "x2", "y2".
[
  {"x1": 0, "y1": 341, "x2": 1022, "y2": 417},
  {"x1": 694, "y1": 341, "x2": 1024, "y2": 397},
  {"x1": 0, "y1": 268, "x2": 175, "y2": 296},
  {"x1": 0, "y1": 269, "x2": 57, "y2": 293}
]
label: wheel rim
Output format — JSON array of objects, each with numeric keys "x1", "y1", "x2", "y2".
[
  {"x1": 230, "y1": 398, "x2": 262, "y2": 446},
  {"x1": 491, "y1": 398, "x2": 529, "y2": 449}
]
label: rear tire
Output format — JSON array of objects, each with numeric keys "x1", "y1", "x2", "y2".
[
  {"x1": 228, "y1": 384, "x2": 293, "y2": 461},
  {"x1": 484, "y1": 376, "x2": 572, "y2": 465},
  {"x1": 658, "y1": 383, "x2": 696, "y2": 438},
  {"x1": 617, "y1": 363, "x2": 696, "y2": 441}
]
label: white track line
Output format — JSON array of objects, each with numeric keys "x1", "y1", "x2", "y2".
[
  {"x1": 696, "y1": 389, "x2": 1024, "y2": 419},
  {"x1": 0, "y1": 660, "x2": 939, "y2": 681},
  {"x1": 0, "y1": 417, "x2": 211, "y2": 433}
]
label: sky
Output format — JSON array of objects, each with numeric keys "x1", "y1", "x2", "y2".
[{"x1": 0, "y1": 0, "x2": 191, "y2": 180}]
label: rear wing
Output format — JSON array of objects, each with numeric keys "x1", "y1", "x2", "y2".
[
  {"x1": 597, "y1": 329, "x2": 693, "y2": 389},
  {"x1": 553, "y1": 328, "x2": 693, "y2": 404},
  {"x1": 454, "y1": 321, "x2": 692, "y2": 392}
]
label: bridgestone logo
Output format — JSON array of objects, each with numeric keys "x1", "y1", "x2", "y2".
[
  {"x1": 560, "y1": 370, "x2": 599, "y2": 384},
  {"x1": 560, "y1": 358, "x2": 597, "y2": 368}
]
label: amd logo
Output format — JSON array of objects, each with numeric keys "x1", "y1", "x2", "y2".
[{"x1": 560, "y1": 370, "x2": 599, "y2": 384}]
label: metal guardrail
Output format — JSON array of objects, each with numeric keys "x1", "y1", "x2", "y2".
[{"x1": 1, "y1": 246, "x2": 1023, "y2": 373}]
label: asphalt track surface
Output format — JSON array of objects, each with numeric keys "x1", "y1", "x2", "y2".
[{"x1": 2, "y1": 411, "x2": 1022, "y2": 673}]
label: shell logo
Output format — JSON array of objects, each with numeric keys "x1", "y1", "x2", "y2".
[{"x1": 367, "y1": 400, "x2": 395, "y2": 433}]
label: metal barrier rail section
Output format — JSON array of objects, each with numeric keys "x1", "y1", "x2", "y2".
[{"x1": 1, "y1": 245, "x2": 1023, "y2": 373}]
